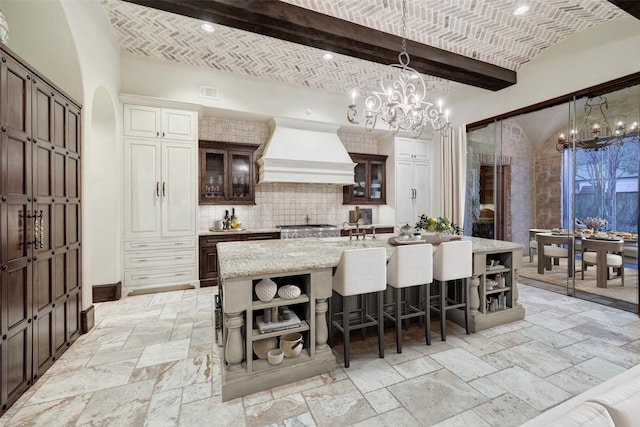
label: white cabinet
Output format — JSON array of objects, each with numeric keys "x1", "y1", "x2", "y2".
[
  {"x1": 396, "y1": 157, "x2": 430, "y2": 226},
  {"x1": 124, "y1": 104, "x2": 197, "y2": 141},
  {"x1": 122, "y1": 101, "x2": 198, "y2": 294},
  {"x1": 123, "y1": 139, "x2": 196, "y2": 238},
  {"x1": 381, "y1": 137, "x2": 433, "y2": 226}
]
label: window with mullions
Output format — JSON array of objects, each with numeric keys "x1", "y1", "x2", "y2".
[{"x1": 568, "y1": 136, "x2": 639, "y2": 233}]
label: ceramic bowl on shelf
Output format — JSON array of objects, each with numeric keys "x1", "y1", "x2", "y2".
[
  {"x1": 253, "y1": 337, "x2": 278, "y2": 359},
  {"x1": 280, "y1": 333, "x2": 304, "y2": 358},
  {"x1": 267, "y1": 349, "x2": 284, "y2": 365}
]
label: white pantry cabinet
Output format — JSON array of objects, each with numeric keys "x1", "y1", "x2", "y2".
[
  {"x1": 122, "y1": 98, "x2": 199, "y2": 294},
  {"x1": 124, "y1": 104, "x2": 197, "y2": 141},
  {"x1": 380, "y1": 136, "x2": 436, "y2": 227}
]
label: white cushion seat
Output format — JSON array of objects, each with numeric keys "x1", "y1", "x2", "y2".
[
  {"x1": 386, "y1": 244, "x2": 433, "y2": 352},
  {"x1": 582, "y1": 252, "x2": 623, "y2": 266},
  {"x1": 545, "y1": 402, "x2": 615, "y2": 427},
  {"x1": 429, "y1": 240, "x2": 473, "y2": 343},
  {"x1": 331, "y1": 247, "x2": 386, "y2": 368},
  {"x1": 588, "y1": 376, "x2": 640, "y2": 427},
  {"x1": 544, "y1": 245, "x2": 568, "y2": 258}
]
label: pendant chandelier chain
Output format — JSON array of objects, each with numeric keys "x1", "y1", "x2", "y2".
[{"x1": 400, "y1": 0, "x2": 409, "y2": 66}]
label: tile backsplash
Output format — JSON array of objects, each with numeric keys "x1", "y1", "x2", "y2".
[{"x1": 198, "y1": 117, "x2": 382, "y2": 230}]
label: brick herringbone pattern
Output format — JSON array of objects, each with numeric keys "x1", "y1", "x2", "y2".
[{"x1": 101, "y1": 0, "x2": 626, "y2": 98}]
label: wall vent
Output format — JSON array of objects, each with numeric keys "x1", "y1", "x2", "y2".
[{"x1": 199, "y1": 85, "x2": 219, "y2": 100}]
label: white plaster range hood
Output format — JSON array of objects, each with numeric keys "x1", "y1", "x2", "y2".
[{"x1": 257, "y1": 117, "x2": 355, "y2": 185}]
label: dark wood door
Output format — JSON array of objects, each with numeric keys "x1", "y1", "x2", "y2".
[
  {"x1": 31, "y1": 78, "x2": 82, "y2": 379},
  {"x1": 0, "y1": 53, "x2": 33, "y2": 412}
]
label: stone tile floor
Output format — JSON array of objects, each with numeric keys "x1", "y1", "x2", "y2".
[{"x1": 2, "y1": 284, "x2": 640, "y2": 426}]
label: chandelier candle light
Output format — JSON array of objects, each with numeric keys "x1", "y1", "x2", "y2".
[
  {"x1": 346, "y1": 0, "x2": 451, "y2": 138},
  {"x1": 557, "y1": 95, "x2": 638, "y2": 152}
]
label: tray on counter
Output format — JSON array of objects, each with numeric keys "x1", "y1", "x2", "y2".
[{"x1": 388, "y1": 234, "x2": 461, "y2": 246}]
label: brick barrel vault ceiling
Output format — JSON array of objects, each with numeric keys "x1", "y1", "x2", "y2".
[{"x1": 101, "y1": 0, "x2": 627, "y2": 99}]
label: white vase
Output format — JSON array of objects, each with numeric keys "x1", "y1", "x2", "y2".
[
  {"x1": 255, "y1": 278, "x2": 277, "y2": 302},
  {"x1": 278, "y1": 284, "x2": 301, "y2": 299}
]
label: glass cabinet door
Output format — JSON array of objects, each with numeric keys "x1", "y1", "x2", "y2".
[
  {"x1": 343, "y1": 153, "x2": 387, "y2": 205},
  {"x1": 370, "y1": 161, "x2": 384, "y2": 201},
  {"x1": 229, "y1": 151, "x2": 252, "y2": 201},
  {"x1": 352, "y1": 162, "x2": 367, "y2": 201},
  {"x1": 202, "y1": 149, "x2": 226, "y2": 202}
]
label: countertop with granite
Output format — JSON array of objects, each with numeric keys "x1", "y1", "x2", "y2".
[
  {"x1": 217, "y1": 234, "x2": 523, "y2": 280},
  {"x1": 198, "y1": 228, "x2": 281, "y2": 236}
]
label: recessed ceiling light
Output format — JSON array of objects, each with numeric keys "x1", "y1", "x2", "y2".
[
  {"x1": 201, "y1": 23, "x2": 215, "y2": 33},
  {"x1": 513, "y1": 4, "x2": 530, "y2": 15},
  {"x1": 322, "y1": 53, "x2": 334, "y2": 61}
]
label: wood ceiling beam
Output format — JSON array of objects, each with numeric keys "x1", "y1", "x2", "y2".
[
  {"x1": 607, "y1": 1, "x2": 640, "y2": 20},
  {"x1": 123, "y1": 0, "x2": 517, "y2": 91}
]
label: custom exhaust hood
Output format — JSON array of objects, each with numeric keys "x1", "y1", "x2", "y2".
[{"x1": 257, "y1": 117, "x2": 356, "y2": 185}]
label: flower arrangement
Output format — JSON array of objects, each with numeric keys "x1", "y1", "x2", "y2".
[
  {"x1": 583, "y1": 216, "x2": 608, "y2": 231},
  {"x1": 415, "y1": 214, "x2": 463, "y2": 235}
]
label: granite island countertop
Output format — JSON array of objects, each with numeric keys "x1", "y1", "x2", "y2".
[{"x1": 217, "y1": 235, "x2": 523, "y2": 280}]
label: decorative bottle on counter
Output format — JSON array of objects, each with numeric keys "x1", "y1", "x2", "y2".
[
  {"x1": 223, "y1": 209, "x2": 230, "y2": 230},
  {"x1": 230, "y1": 207, "x2": 239, "y2": 229}
]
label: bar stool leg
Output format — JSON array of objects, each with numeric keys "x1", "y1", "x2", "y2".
[
  {"x1": 440, "y1": 281, "x2": 447, "y2": 341},
  {"x1": 328, "y1": 293, "x2": 334, "y2": 347},
  {"x1": 464, "y1": 277, "x2": 470, "y2": 335},
  {"x1": 343, "y1": 295, "x2": 350, "y2": 368},
  {"x1": 395, "y1": 287, "x2": 402, "y2": 353},
  {"x1": 424, "y1": 282, "x2": 431, "y2": 346},
  {"x1": 424, "y1": 283, "x2": 431, "y2": 345},
  {"x1": 360, "y1": 294, "x2": 366, "y2": 341},
  {"x1": 377, "y1": 290, "x2": 384, "y2": 359}
]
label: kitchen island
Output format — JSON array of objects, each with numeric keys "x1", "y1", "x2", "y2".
[{"x1": 217, "y1": 235, "x2": 523, "y2": 400}]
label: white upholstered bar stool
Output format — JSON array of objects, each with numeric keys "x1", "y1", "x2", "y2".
[
  {"x1": 331, "y1": 247, "x2": 386, "y2": 368},
  {"x1": 385, "y1": 244, "x2": 433, "y2": 353},
  {"x1": 429, "y1": 240, "x2": 473, "y2": 343}
]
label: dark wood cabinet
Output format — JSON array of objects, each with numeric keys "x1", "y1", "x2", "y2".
[
  {"x1": 199, "y1": 141, "x2": 259, "y2": 205},
  {"x1": 0, "y1": 46, "x2": 81, "y2": 415},
  {"x1": 199, "y1": 232, "x2": 280, "y2": 287},
  {"x1": 343, "y1": 153, "x2": 387, "y2": 205}
]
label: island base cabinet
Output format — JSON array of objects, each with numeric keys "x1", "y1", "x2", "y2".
[
  {"x1": 447, "y1": 247, "x2": 525, "y2": 332},
  {"x1": 219, "y1": 269, "x2": 336, "y2": 401}
]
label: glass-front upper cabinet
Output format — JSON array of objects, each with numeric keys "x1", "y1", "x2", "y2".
[
  {"x1": 199, "y1": 141, "x2": 258, "y2": 205},
  {"x1": 343, "y1": 153, "x2": 387, "y2": 204}
]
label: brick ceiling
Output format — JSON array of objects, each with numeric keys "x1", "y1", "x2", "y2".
[{"x1": 101, "y1": 0, "x2": 628, "y2": 99}]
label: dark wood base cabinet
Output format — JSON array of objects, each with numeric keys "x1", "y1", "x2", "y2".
[
  {"x1": 199, "y1": 232, "x2": 280, "y2": 287},
  {"x1": 0, "y1": 46, "x2": 82, "y2": 415}
]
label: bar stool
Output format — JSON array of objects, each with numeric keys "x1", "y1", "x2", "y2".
[
  {"x1": 428, "y1": 240, "x2": 473, "y2": 343},
  {"x1": 385, "y1": 244, "x2": 433, "y2": 353},
  {"x1": 331, "y1": 247, "x2": 386, "y2": 368}
]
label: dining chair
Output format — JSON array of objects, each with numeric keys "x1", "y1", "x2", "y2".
[
  {"x1": 330, "y1": 247, "x2": 386, "y2": 368},
  {"x1": 429, "y1": 240, "x2": 473, "y2": 343},
  {"x1": 385, "y1": 244, "x2": 433, "y2": 353},
  {"x1": 581, "y1": 239, "x2": 625, "y2": 286}
]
